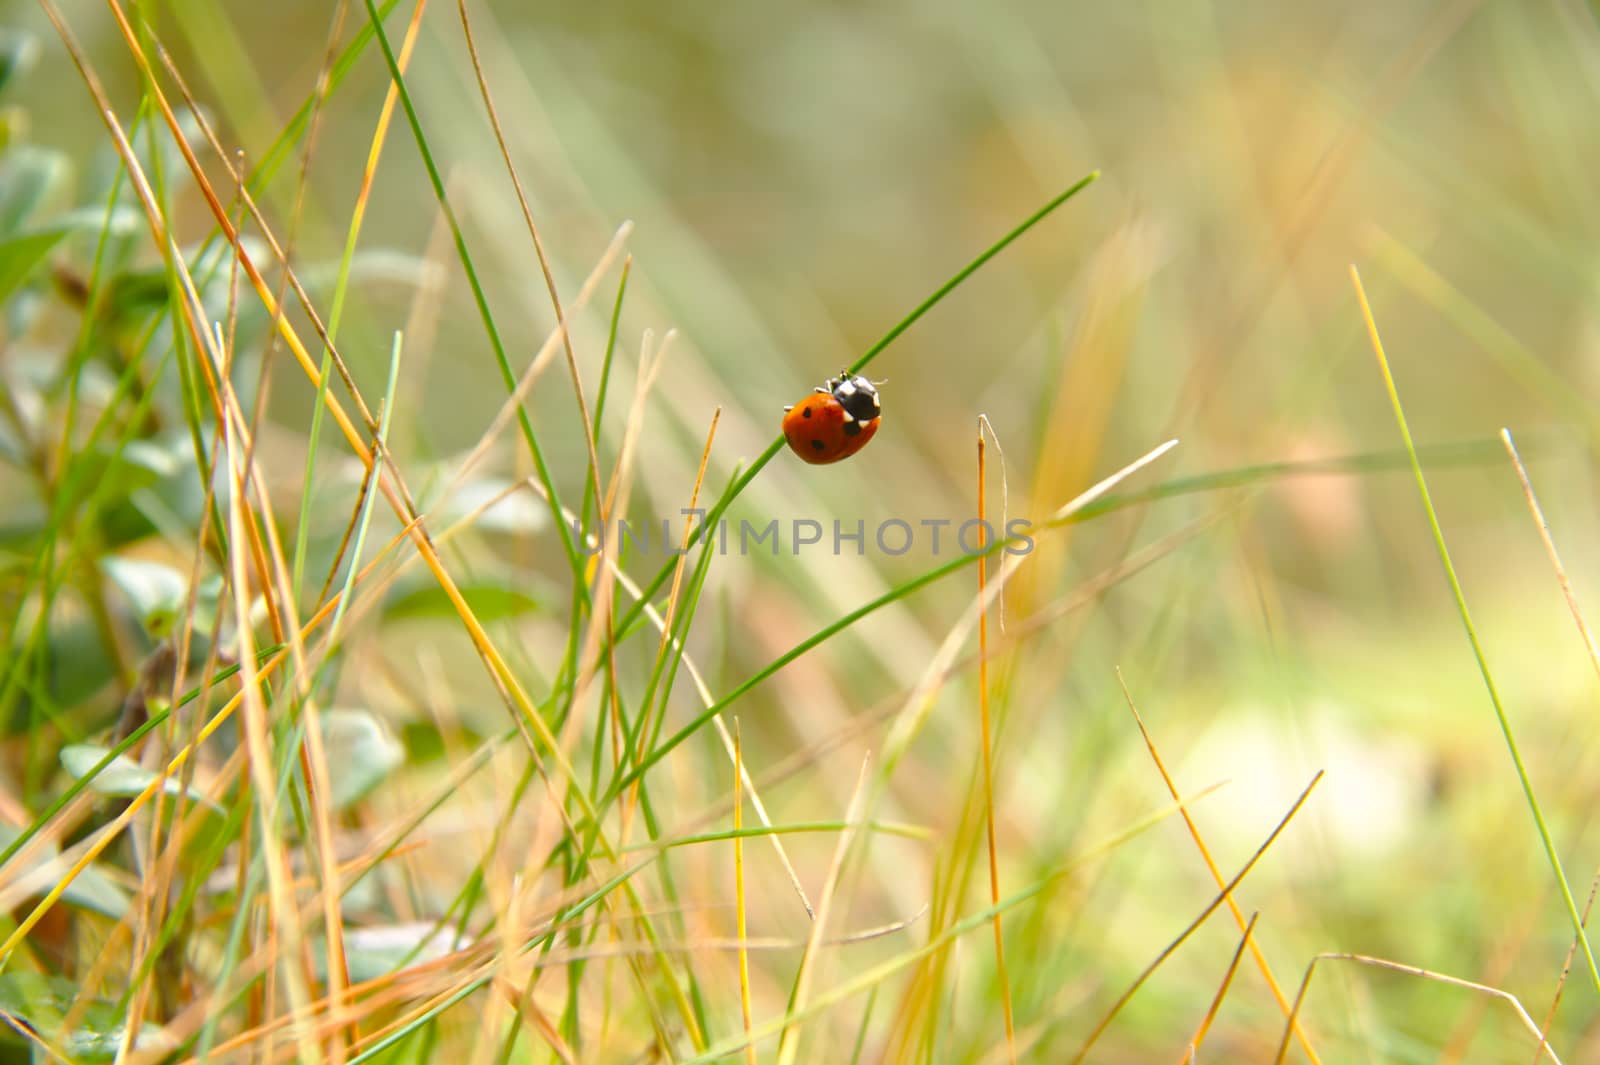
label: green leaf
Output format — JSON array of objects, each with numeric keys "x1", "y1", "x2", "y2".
[
  {"x1": 100, "y1": 556, "x2": 188, "y2": 634},
  {"x1": 0, "y1": 104, "x2": 25, "y2": 155},
  {"x1": 0, "y1": 145, "x2": 70, "y2": 236},
  {"x1": 0, "y1": 226, "x2": 66, "y2": 304},
  {"x1": 0, "y1": 30, "x2": 39, "y2": 98},
  {"x1": 61, "y1": 439, "x2": 173, "y2": 525},
  {"x1": 5, "y1": 610, "x2": 117, "y2": 730},
  {"x1": 0, "y1": 972, "x2": 171, "y2": 1061},
  {"x1": 319, "y1": 709, "x2": 404, "y2": 809},
  {"x1": 100, "y1": 264, "x2": 176, "y2": 326},
  {"x1": 59, "y1": 743, "x2": 219, "y2": 812},
  {"x1": 383, "y1": 577, "x2": 540, "y2": 624},
  {"x1": 316, "y1": 922, "x2": 464, "y2": 983}
]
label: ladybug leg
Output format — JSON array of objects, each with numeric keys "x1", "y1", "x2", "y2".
[
  {"x1": 783, "y1": 405, "x2": 793, "y2": 412},
  {"x1": 814, "y1": 385, "x2": 830, "y2": 394}
]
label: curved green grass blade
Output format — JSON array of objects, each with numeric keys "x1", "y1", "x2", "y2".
[{"x1": 610, "y1": 171, "x2": 1101, "y2": 645}]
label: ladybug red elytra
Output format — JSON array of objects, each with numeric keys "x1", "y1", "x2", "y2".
[{"x1": 781, "y1": 370, "x2": 882, "y2": 465}]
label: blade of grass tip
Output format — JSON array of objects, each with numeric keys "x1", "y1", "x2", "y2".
[
  {"x1": 686, "y1": 782, "x2": 1230, "y2": 1064},
  {"x1": 1044, "y1": 438, "x2": 1180, "y2": 526},
  {"x1": 875, "y1": 439, "x2": 1183, "y2": 791},
  {"x1": 614, "y1": 171, "x2": 1102, "y2": 635},
  {"x1": 584, "y1": 255, "x2": 631, "y2": 529},
  {"x1": 1501, "y1": 430, "x2": 1600, "y2": 682},
  {"x1": 1180, "y1": 912, "x2": 1258, "y2": 1065},
  {"x1": 1502, "y1": 432, "x2": 1600, "y2": 1064},
  {"x1": 631, "y1": 408, "x2": 722, "y2": 797},
  {"x1": 1115, "y1": 669, "x2": 1323, "y2": 1065},
  {"x1": 734, "y1": 719, "x2": 757, "y2": 1065},
  {"x1": 1063, "y1": 434, "x2": 1538, "y2": 529},
  {"x1": 566, "y1": 257, "x2": 634, "y2": 764},
  {"x1": 324, "y1": 334, "x2": 404, "y2": 647},
  {"x1": 975, "y1": 416, "x2": 1017, "y2": 1064},
  {"x1": 435, "y1": 224, "x2": 633, "y2": 508},
  {"x1": 776, "y1": 753, "x2": 874, "y2": 1065},
  {"x1": 1532, "y1": 868, "x2": 1600, "y2": 1065},
  {"x1": 1066, "y1": 771, "x2": 1324, "y2": 1065},
  {"x1": 850, "y1": 171, "x2": 1100, "y2": 375},
  {"x1": 1351, "y1": 265, "x2": 1600, "y2": 998},
  {"x1": 1273, "y1": 953, "x2": 1564, "y2": 1065}
]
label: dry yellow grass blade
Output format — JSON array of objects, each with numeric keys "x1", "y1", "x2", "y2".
[
  {"x1": 776, "y1": 753, "x2": 873, "y2": 1065},
  {"x1": 975, "y1": 416, "x2": 1016, "y2": 1065},
  {"x1": 1116, "y1": 670, "x2": 1323, "y2": 1064},
  {"x1": 1179, "y1": 912, "x2": 1258, "y2": 1065},
  {"x1": 1066, "y1": 771, "x2": 1324, "y2": 1064},
  {"x1": 628, "y1": 406, "x2": 722, "y2": 807},
  {"x1": 49, "y1": 30, "x2": 693, "y2": 1051},
  {"x1": 456, "y1": 0, "x2": 607, "y2": 538},
  {"x1": 77, "y1": 0, "x2": 595, "y2": 813},
  {"x1": 1273, "y1": 954, "x2": 1562, "y2": 1065},
  {"x1": 734, "y1": 719, "x2": 758, "y2": 1065}
]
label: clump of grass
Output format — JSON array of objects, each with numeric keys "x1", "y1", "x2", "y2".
[{"x1": 2, "y1": 4, "x2": 1598, "y2": 1064}]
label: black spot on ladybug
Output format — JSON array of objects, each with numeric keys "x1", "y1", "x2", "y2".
[
  {"x1": 844, "y1": 421, "x2": 862, "y2": 437},
  {"x1": 810, "y1": 439, "x2": 824, "y2": 451},
  {"x1": 802, "y1": 407, "x2": 813, "y2": 418}
]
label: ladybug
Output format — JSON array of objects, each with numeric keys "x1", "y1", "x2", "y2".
[{"x1": 782, "y1": 370, "x2": 882, "y2": 464}]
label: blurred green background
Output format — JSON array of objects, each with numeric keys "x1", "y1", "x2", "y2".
[{"x1": 5, "y1": 0, "x2": 1600, "y2": 1060}]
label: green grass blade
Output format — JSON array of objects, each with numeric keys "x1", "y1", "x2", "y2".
[
  {"x1": 360, "y1": 0, "x2": 583, "y2": 578},
  {"x1": 1352, "y1": 264, "x2": 1600, "y2": 999},
  {"x1": 611, "y1": 171, "x2": 1101, "y2": 638}
]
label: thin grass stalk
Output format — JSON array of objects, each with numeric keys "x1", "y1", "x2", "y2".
[
  {"x1": 1116, "y1": 670, "x2": 1323, "y2": 1063},
  {"x1": 976, "y1": 419, "x2": 1016, "y2": 1064},
  {"x1": 735, "y1": 720, "x2": 757, "y2": 1065},
  {"x1": 1352, "y1": 264, "x2": 1600, "y2": 999},
  {"x1": 1179, "y1": 912, "x2": 1258, "y2": 1065}
]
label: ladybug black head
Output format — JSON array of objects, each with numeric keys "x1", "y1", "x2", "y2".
[{"x1": 830, "y1": 373, "x2": 880, "y2": 423}]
